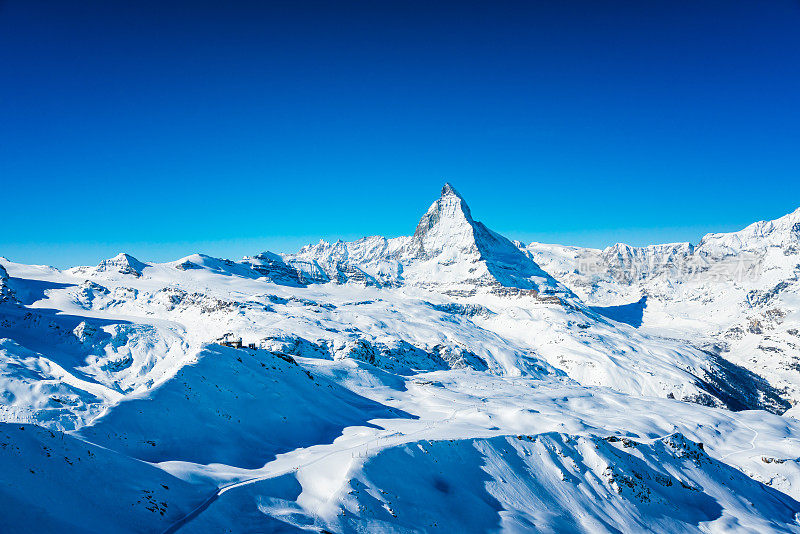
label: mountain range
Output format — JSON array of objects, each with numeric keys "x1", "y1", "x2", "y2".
[{"x1": 2, "y1": 184, "x2": 800, "y2": 532}]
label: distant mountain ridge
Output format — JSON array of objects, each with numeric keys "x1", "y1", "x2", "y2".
[
  {"x1": 151, "y1": 183, "x2": 574, "y2": 299},
  {"x1": 525, "y1": 205, "x2": 800, "y2": 404}
]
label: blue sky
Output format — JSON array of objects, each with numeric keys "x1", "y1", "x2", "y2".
[{"x1": 2, "y1": 1, "x2": 799, "y2": 268}]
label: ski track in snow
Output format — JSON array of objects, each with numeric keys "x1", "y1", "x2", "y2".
[
  {"x1": 720, "y1": 421, "x2": 759, "y2": 461},
  {"x1": 162, "y1": 399, "x2": 486, "y2": 533}
]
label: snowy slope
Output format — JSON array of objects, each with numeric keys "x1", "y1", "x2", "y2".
[
  {"x1": 164, "y1": 369, "x2": 800, "y2": 534},
  {"x1": 525, "y1": 206, "x2": 800, "y2": 406},
  {"x1": 78, "y1": 345, "x2": 406, "y2": 468},
  {"x1": 2, "y1": 186, "x2": 800, "y2": 532},
  {"x1": 0, "y1": 422, "x2": 214, "y2": 533},
  {"x1": 274, "y1": 432, "x2": 798, "y2": 533}
]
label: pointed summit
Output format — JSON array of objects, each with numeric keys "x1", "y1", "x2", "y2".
[
  {"x1": 414, "y1": 183, "x2": 473, "y2": 241},
  {"x1": 440, "y1": 182, "x2": 463, "y2": 199},
  {"x1": 280, "y1": 183, "x2": 572, "y2": 298},
  {"x1": 404, "y1": 184, "x2": 567, "y2": 296}
]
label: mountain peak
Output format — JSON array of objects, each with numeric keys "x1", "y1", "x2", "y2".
[
  {"x1": 96, "y1": 253, "x2": 149, "y2": 277},
  {"x1": 440, "y1": 182, "x2": 463, "y2": 199},
  {"x1": 403, "y1": 184, "x2": 567, "y2": 295},
  {"x1": 414, "y1": 184, "x2": 473, "y2": 240},
  {"x1": 696, "y1": 205, "x2": 800, "y2": 254}
]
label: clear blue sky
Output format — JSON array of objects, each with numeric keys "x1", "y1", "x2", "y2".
[{"x1": 2, "y1": 1, "x2": 799, "y2": 268}]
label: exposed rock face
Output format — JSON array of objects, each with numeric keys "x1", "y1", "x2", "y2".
[
  {"x1": 68, "y1": 253, "x2": 151, "y2": 279},
  {"x1": 97, "y1": 253, "x2": 149, "y2": 277},
  {"x1": 286, "y1": 236, "x2": 406, "y2": 288},
  {"x1": 257, "y1": 333, "x2": 489, "y2": 374},
  {"x1": 243, "y1": 252, "x2": 313, "y2": 286},
  {"x1": 0, "y1": 263, "x2": 17, "y2": 304}
]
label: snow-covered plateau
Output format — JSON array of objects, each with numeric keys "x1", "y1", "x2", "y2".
[{"x1": 3, "y1": 184, "x2": 800, "y2": 532}]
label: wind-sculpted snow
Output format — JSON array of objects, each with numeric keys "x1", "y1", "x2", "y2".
[{"x1": 2, "y1": 188, "x2": 800, "y2": 531}]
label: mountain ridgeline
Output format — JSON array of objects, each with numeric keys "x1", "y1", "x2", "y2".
[{"x1": 3, "y1": 185, "x2": 800, "y2": 533}]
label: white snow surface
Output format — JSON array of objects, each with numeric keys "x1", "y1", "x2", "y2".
[
  {"x1": 525, "y1": 206, "x2": 800, "y2": 404},
  {"x1": 2, "y1": 186, "x2": 800, "y2": 532}
]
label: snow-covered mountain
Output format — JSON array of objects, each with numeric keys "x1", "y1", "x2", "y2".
[
  {"x1": 525, "y1": 207, "x2": 800, "y2": 406},
  {"x1": 2, "y1": 186, "x2": 800, "y2": 532},
  {"x1": 278, "y1": 184, "x2": 569, "y2": 298}
]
